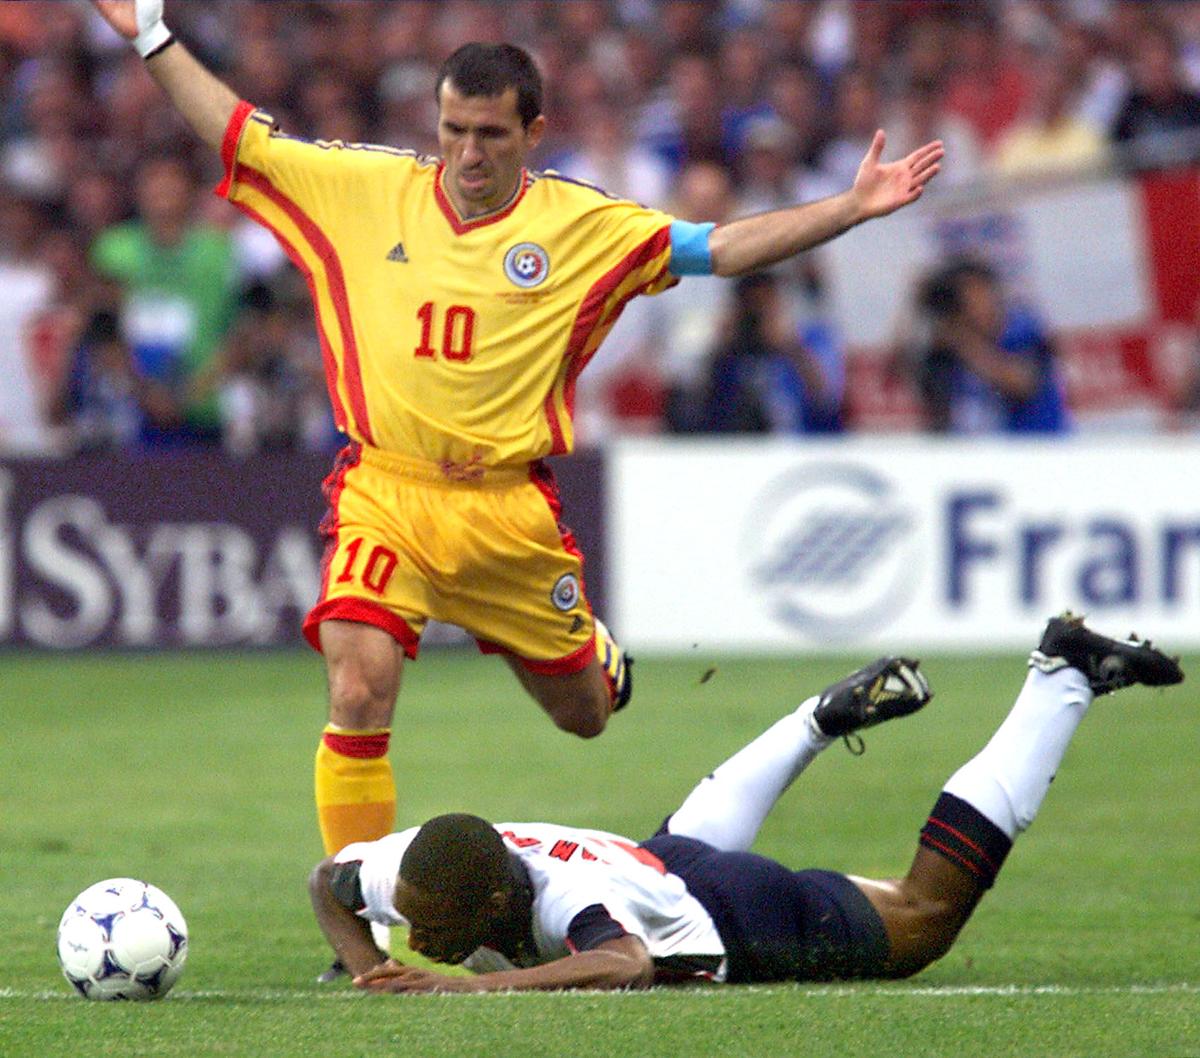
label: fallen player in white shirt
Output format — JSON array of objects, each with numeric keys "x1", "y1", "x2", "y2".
[{"x1": 309, "y1": 614, "x2": 1181, "y2": 991}]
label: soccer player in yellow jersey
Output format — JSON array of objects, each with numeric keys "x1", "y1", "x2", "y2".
[{"x1": 92, "y1": 0, "x2": 943, "y2": 967}]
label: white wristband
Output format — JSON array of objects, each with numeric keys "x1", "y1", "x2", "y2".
[{"x1": 135, "y1": 19, "x2": 173, "y2": 59}]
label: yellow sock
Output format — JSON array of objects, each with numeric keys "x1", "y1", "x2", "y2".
[{"x1": 314, "y1": 726, "x2": 396, "y2": 855}]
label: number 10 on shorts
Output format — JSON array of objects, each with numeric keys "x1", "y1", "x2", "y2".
[{"x1": 336, "y1": 538, "x2": 399, "y2": 595}]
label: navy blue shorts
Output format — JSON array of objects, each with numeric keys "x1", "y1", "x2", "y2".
[{"x1": 641, "y1": 833, "x2": 890, "y2": 983}]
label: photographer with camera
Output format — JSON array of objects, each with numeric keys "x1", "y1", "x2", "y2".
[
  {"x1": 913, "y1": 259, "x2": 1069, "y2": 434},
  {"x1": 699, "y1": 272, "x2": 842, "y2": 434}
]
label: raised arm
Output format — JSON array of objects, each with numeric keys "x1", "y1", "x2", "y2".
[
  {"x1": 91, "y1": 0, "x2": 240, "y2": 152},
  {"x1": 708, "y1": 131, "x2": 944, "y2": 277}
]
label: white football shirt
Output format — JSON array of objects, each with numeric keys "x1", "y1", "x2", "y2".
[{"x1": 335, "y1": 821, "x2": 727, "y2": 979}]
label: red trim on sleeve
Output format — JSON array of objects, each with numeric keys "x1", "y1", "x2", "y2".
[
  {"x1": 303, "y1": 597, "x2": 421, "y2": 659},
  {"x1": 433, "y1": 164, "x2": 530, "y2": 235},
  {"x1": 546, "y1": 226, "x2": 673, "y2": 454},
  {"x1": 233, "y1": 165, "x2": 374, "y2": 445},
  {"x1": 215, "y1": 100, "x2": 256, "y2": 200}
]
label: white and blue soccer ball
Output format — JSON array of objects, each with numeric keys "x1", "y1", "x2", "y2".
[{"x1": 57, "y1": 878, "x2": 188, "y2": 1000}]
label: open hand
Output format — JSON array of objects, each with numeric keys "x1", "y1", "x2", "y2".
[
  {"x1": 92, "y1": 0, "x2": 142, "y2": 40},
  {"x1": 853, "y1": 131, "x2": 943, "y2": 220},
  {"x1": 353, "y1": 959, "x2": 483, "y2": 994},
  {"x1": 92, "y1": 0, "x2": 168, "y2": 57}
]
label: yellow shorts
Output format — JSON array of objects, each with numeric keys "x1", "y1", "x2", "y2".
[{"x1": 303, "y1": 444, "x2": 597, "y2": 674}]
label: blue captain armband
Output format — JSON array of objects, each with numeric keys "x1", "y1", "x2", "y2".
[{"x1": 669, "y1": 220, "x2": 716, "y2": 276}]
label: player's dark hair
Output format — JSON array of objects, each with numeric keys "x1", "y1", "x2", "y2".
[
  {"x1": 401, "y1": 814, "x2": 509, "y2": 898},
  {"x1": 920, "y1": 258, "x2": 997, "y2": 319},
  {"x1": 435, "y1": 43, "x2": 544, "y2": 128}
]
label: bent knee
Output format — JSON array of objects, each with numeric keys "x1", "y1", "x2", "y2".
[
  {"x1": 885, "y1": 922, "x2": 958, "y2": 978},
  {"x1": 326, "y1": 664, "x2": 399, "y2": 728},
  {"x1": 547, "y1": 700, "x2": 609, "y2": 739},
  {"x1": 899, "y1": 927, "x2": 965, "y2": 976},
  {"x1": 519, "y1": 663, "x2": 613, "y2": 738},
  {"x1": 860, "y1": 881, "x2": 970, "y2": 977}
]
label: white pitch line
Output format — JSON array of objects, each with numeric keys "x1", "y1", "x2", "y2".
[
  {"x1": 804, "y1": 982, "x2": 1200, "y2": 998},
  {"x1": 2, "y1": 982, "x2": 1197, "y2": 1002}
]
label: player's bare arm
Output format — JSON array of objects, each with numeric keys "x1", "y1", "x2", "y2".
[
  {"x1": 708, "y1": 131, "x2": 943, "y2": 277},
  {"x1": 91, "y1": 0, "x2": 239, "y2": 152},
  {"x1": 308, "y1": 859, "x2": 389, "y2": 977},
  {"x1": 353, "y1": 935, "x2": 654, "y2": 994}
]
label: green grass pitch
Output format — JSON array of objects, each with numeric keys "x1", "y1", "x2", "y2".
[{"x1": 1, "y1": 647, "x2": 1197, "y2": 1058}]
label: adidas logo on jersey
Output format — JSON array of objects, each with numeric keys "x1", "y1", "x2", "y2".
[{"x1": 386, "y1": 242, "x2": 408, "y2": 263}]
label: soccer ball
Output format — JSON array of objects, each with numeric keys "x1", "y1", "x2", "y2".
[{"x1": 57, "y1": 878, "x2": 188, "y2": 1000}]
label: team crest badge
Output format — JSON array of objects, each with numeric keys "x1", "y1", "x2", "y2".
[
  {"x1": 551, "y1": 573, "x2": 580, "y2": 611},
  {"x1": 504, "y1": 242, "x2": 550, "y2": 288}
]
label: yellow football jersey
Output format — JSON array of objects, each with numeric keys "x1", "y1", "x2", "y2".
[{"x1": 218, "y1": 102, "x2": 680, "y2": 468}]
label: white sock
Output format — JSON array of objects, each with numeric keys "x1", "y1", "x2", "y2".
[
  {"x1": 666, "y1": 696, "x2": 832, "y2": 852},
  {"x1": 942, "y1": 666, "x2": 1093, "y2": 839}
]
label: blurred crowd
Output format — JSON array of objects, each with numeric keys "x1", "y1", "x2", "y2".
[{"x1": 4, "y1": 0, "x2": 1200, "y2": 455}]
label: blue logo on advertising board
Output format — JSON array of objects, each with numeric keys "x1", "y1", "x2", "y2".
[{"x1": 742, "y1": 463, "x2": 920, "y2": 639}]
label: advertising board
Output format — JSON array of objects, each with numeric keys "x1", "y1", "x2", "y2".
[{"x1": 610, "y1": 437, "x2": 1200, "y2": 652}]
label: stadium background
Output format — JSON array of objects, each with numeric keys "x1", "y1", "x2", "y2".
[{"x1": 2, "y1": 4, "x2": 1198, "y2": 1055}]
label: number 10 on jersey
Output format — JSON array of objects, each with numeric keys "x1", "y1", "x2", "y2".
[{"x1": 415, "y1": 302, "x2": 476, "y2": 362}]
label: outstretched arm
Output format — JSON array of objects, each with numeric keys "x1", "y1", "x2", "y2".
[
  {"x1": 353, "y1": 935, "x2": 655, "y2": 994},
  {"x1": 91, "y1": 0, "x2": 240, "y2": 152},
  {"x1": 708, "y1": 131, "x2": 943, "y2": 277}
]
